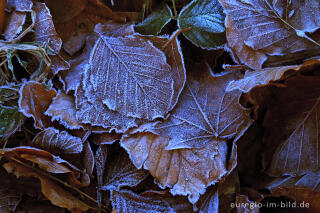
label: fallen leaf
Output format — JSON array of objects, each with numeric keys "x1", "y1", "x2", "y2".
[
  {"x1": 111, "y1": 189, "x2": 175, "y2": 213},
  {"x1": 121, "y1": 132, "x2": 228, "y2": 204},
  {"x1": 50, "y1": 54, "x2": 70, "y2": 75},
  {"x1": 178, "y1": 0, "x2": 226, "y2": 49},
  {"x1": 0, "y1": 176, "x2": 22, "y2": 213},
  {"x1": 18, "y1": 81, "x2": 57, "y2": 129},
  {"x1": 95, "y1": 144, "x2": 108, "y2": 208},
  {"x1": 220, "y1": 0, "x2": 320, "y2": 67},
  {"x1": 83, "y1": 33, "x2": 174, "y2": 120},
  {"x1": 33, "y1": 2, "x2": 62, "y2": 54},
  {"x1": 0, "y1": 105, "x2": 24, "y2": 138},
  {"x1": 3, "y1": 161, "x2": 91, "y2": 212},
  {"x1": 101, "y1": 149, "x2": 149, "y2": 191},
  {"x1": 31, "y1": 127, "x2": 83, "y2": 155},
  {"x1": 3, "y1": 11, "x2": 26, "y2": 41},
  {"x1": 135, "y1": 4, "x2": 172, "y2": 35},
  {"x1": 151, "y1": 65, "x2": 252, "y2": 149},
  {"x1": 90, "y1": 132, "x2": 122, "y2": 145},
  {"x1": 252, "y1": 75, "x2": 320, "y2": 176},
  {"x1": 45, "y1": 91, "x2": 83, "y2": 130},
  {"x1": 235, "y1": 195, "x2": 259, "y2": 213},
  {"x1": 6, "y1": 0, "x2": 33, "y2": 12},
  {"x1": 226, "y1": 65, "x2": 300, "y2": 92},
  {"x1": 196, "y1": 186, "x2": 219, "y2": 213}
]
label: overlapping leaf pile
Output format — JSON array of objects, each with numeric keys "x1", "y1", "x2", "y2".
[{"x1": 1, "y1": 0, "x2": 320, "y2": 212}]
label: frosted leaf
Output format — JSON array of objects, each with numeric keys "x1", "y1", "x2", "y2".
[
  {"x1": 6, "y1": 0, "x2": 33, "y2": 12},
  {"x1": 94, "y1": 22, "x2": 135, "y2": 37},
  {"x1": 219, "y1": 0, "x2": 320, "y2": 60},
  {"x1": 59, "y1": 34, "x2": 98, "y2": 93},
  {"x1": 83, "y1": 34, "x2": 174, "y2": 120},
  {"x1": 0, "y1": 105, "x2": 24, "y2": 139},
  {"x1": 33, "y1": 3, "x2": 62, "y2": 53},
  {"x1": 90, "y1": 132, "x2": 122, "y2": 145},
  {"x1": 151, "y1": 65, "x2": 252, "y2": 149},
  {"x1": 50, "y1": 55, "x2": 70, "y2": 75},
  {"x1": 31, "y1": 127, "x2": 83, "y2": 155},
  {"x1": 82, "y1": 141, "x2": 94, "y2": 176},
  {"x1": 235, "y1": 195, "x2": 259, "y2": 213},
  {"x1": 18, "y1": 81, "x2": 57, "y2": 130},
  {"x1": 196, "y1": 186, "x2": 219, "y2": 213},
  {"x1": 75, "y1": 76, "x2": 138, "y2": 132},
  {"x1": 3, "y1": 11, "x2": 26, "y2": 41},
  {"x1": 121, "y1": 132, "x2": 228, "y2": 204},
  {"x1": 226, "y1": 65, "x2": 300, "y2": 92},
  {"x1": 95, "y1": 144, "x2": 108, "y2": 208},
  {"x1": 45, "y1": 90, "x2": 83, "y2": 130},
  {"x1": 178, "y1": 0, "x2": 226, "y2": 49},
  {"x1": 225, "y1": 17, "x2": 267, "y2": 69},
  {"x1": 102, "y1": 150, "x2": 149, "y2": 191},
  {"x1": 111, "y1": 190, "x2": 175, "y2": 213}
]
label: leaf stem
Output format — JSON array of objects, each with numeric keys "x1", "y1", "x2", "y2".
[
  {"x1": 7, "y1": 156, "x2": 108, "y2": 212},
  {"x1": 171, "y1": 0, "x2": 178, "y2": 19}
]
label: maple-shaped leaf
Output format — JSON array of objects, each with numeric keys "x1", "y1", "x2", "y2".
[
  {"x1": 19, "y1": 81, "x2": 57, "y2": 129},
  {"x1": 33, "y1": 2, "x2": 62, "y2": 54},
  {"x1": 135, "y1": 4, "x2": 172, "y2": 35},
  {"x1": 31, "y1": 127, "x2": 83, "y2": 155},
  {"x1": 83, "y1": 33, "x2": 177, "y2": 120},
  {"x1": 250, "y1": 76, "x2": 320, "y2": 176},
  {"x1": 3, "y1": 161, "x2": 91, "y2": 212},
  {"x1": 178, "y1": 0, "x2": 226, "y2": 49},
  {"x1": 6, "y1": 0, "x2": 33, "y2": 12},
  {"x1": 151, "y1": 65, "x2": 252, "y2": 149},
  {"x1": 102, "y1": 150, "x2": 149, "y2": 191},
  {"x1": 111, "y1": 189, "x2": 175, "y2": 213},
  {"x1": 45, "y1": 91, "x2": 83, "y2": 130},
  {"x1": 220, "y1": 0, "x2": 320, "y2": 68},
  {"x1": 121, "y1": 132, "x2": 228, "y2": 204}
]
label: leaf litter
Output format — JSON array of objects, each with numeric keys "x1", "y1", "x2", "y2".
[{"x1": 1, "y1": 0, "x2": 320, "y2": 212}]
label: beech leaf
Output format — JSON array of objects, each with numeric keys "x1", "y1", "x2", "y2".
[
  {"x1": 45, "y1": 91, "x2": 83, "y2": 130},
  {"x1": 31, "y1": 128, "x2": 83, "y2": 155},
  {"x1": 220, "y1": 0, "x2": 320, "y2": 68},
  {"x1": 135, "y1": 4, "x2": 172, "y2": 35},
  {"x1": 102, "y1": 150, "x2": 149, "y2": 191},
  {"x1": 18, "y1": 81, "x2": 57, "y2": 130},
  {"x1": 83, "y1": 33, "x2": 174, "y2": 120},
  {"x1": 111, "y1": 190, "x2": 175, "y2": 213},
  {"x1": 121, "y1": 132, "x2": 228, "y2": 204},
  {"x1": 33, "y1": 2, "x2": 62, "y2": 53},
  {"x1": 177, "y1": 0, "x2": 226, "y2": 49}
]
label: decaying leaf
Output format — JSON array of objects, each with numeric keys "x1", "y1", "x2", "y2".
[
  {"x1": 102, "y1": 150, "x2": 149, "y2": 191},
  {"x1": 111, "y1": 189, "x2": 175, "y2": 213},
  {"x1": 135, "y1": 4, "x2": 172, "y2": 35},
  {"x1": 220, "y1": 0, "x2": 320, "y2": 68},
  {"x1": 45, "y1": 91, "x2": 83, "y2": 130},
  {"x1": 251, "y1": 76, "x2": 320, "y2": 176},
  {"x1": 18, "y1": 81, "x2": 57, "y2": 129},
  {"x1": 121, "y1": 132, "x2": 228, "y2": 204},
  {"x1": 33, "y1": 2, "x2": 62, "y2": 54},
  {"x1": 151, "y1": 65, "x2": 252, "y2": 149},
  {"x1": 178, "y1": 0, "x2": 226, "y2": 49},
  {"x1": 3, "y1": 161, "x2": 91, "y2": 212},
  {"x1": 31, "y1": 128, "x2": 83, "y2": 155}
]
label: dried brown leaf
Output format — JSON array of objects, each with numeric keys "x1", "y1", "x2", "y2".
[
  {"x1": 0, "y1": 178, "x2": 22, "y2": 213},
  {"x1": 220, "y1": 0, "x2": 320, "y2": 68},
  {"x1": 45, "y1": 91, "x2": 83, "y2": 130},
  {"x1": 121, "y1": 132, "x2": 228, "y2": 204},
  {"x1": 6, "y1": 0, "x2": 32, "y2": 12},
  {"x1": 18, "y1": 81, "x2": 57, "y2": 130},
  {"x1": 31, "y1": 128, "x2": 83, "y2": 155},
  {"x1": 90, "y1": 132, "x2": 122, "y2": 145},
  {"x1": 3, "y1": 11, "x2": 26, "y2": 41},
  {"x1": 33, "y1": 2, "x2": 62, "y2": 53},
  {"x1": 235, "y1": 195, "x2": 259, "y2": 213},
  {"x1": 111, "y1": 189, "x2": 175, "y2": 213},
  {"x1": 3, "y1": 161, "x2": 91, "y2": 212}
]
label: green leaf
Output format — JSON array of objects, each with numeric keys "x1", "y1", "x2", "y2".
[
  {"x1": 135, "y1": 4, "x2": 172, "y2": 35},
  {"x1": 0, "y1": 105, "x2": 23, "y2": 138},
  {"x1": 177, "y1": 0, "x2": 226, "y2": 49}
]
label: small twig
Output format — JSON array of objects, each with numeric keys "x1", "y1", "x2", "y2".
[
  {"x1": 162, "y1": 27, "x2": 191, "y2": 49},
  {"x1": 171, "y1": 0, "x2": 178, "y2": 19},
  {"x1": 7, "y1": 156, "x2": 108, "y2": 212}
]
